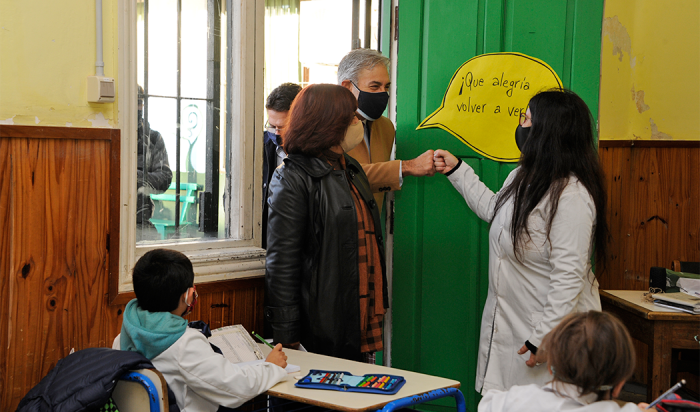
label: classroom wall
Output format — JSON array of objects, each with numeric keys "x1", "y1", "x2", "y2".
[
  {"x1": 599, "y1": 0, "x2": 700, "y2": 141},
  {"x1": 0, "y1": 3, "x2": 265, "y2": 410},
  {"x1": 597, "y1": 0, "x2": 700, "y2": 389},
  {"x1": 0, "y1": 0, "x2": 119, "y2": 127}
]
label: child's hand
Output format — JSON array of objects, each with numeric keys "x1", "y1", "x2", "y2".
[
  {"x1": 433, "y1": 150, "x2": 459, "y2": 175},
  {"x1": 637, "y1": 403, "x2": 656, "y2": 411},
  {"x1": 265, "y1": 343, "x2": 288, "y2": 369}
]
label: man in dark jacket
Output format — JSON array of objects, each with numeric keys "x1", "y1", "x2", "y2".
[
  {"x1": 137, "y1": 85, "x2": 173, "y2": 229},
  {"x1": 262, "y1": 83, "x2": 302, "y2": 248}
]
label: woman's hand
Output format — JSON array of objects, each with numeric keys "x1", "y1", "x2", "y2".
[
  {"x1": 517, "y1": 345, "x2": 539, "y2": 368},
  {"x1": 265, "y1": 343, "x2": 288, "y2": 369},
  {"x1": 637, "y1": 403, "x2": 656, "y2": 411},
  {"x1": 433, "y1": 150, "x2": 459, "y2": 175}
]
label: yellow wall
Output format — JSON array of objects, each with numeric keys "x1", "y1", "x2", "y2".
[
  {"x1": 600, "y1": 0, "x2": 700, "y2": 140},
  {"x1": 0, "y1": 0, "x2": 118, "y2": 128}
]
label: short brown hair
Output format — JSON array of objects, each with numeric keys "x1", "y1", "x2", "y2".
[
  {"x1": 283, "y1": 84, "x2": 357, "y2": 157},
  {"x1": 265, "y1": 82, "x2": 302, "y2": 112},
  {"x1": 541, "y1": 311, "x2": 635, "y2": 400}
]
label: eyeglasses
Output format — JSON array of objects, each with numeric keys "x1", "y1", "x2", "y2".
[
  {"x1": 519, "y1": 112, "x2": 531, "y2": 126},
  {"x1": 265, "y1": 120, "x2": 283, "y2": 134}
]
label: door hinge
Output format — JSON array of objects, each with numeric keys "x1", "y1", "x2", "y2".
[{"x1": 394, "y1": 5, "x2": 399, "y2": 42}]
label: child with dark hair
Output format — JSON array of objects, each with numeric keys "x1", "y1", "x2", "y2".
[
  {"x1": 113, "y1": 249, "x2": 288, "y2": 412},
  {"x1": 478, "y1": 311, "x2": 656, "y2": 412}
]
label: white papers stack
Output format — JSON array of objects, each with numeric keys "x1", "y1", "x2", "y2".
[
  {"x1": 209, "y1": 324, "x2": 300, "y2": 373},
  {"x1": 652, "y1": 292, "x2": 700, "y2": 314},
  {"x1": 678, "y1": 278, "x2": 700, "y2": 297}
]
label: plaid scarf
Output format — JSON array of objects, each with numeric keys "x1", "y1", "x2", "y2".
[
  {"x1": 322, "y1": 153, "x2": 385, "y2": 354},
  {"x1": 348, "y1": 182, "x2": 385, "y2": 353}
]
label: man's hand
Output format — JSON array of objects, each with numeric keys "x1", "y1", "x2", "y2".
[
  {"x1": 265, "y1": 343, "x2": 288, "y2": 369},
  {"x1": 403, "y1": 150, "x2": 436, "y2": 177}
]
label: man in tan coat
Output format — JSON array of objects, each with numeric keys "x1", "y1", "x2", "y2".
[{"x1": 339, "y1": 49, "x2": 435, "y2": 210}]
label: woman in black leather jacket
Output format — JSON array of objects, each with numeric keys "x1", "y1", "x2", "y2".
[{"x1": 264, "y1": 84, "x2": 388, "y2": 362}]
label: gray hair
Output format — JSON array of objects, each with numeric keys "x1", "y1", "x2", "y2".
[{"x1": 337, "y1": 49, "x2": 390, "y2": 85}]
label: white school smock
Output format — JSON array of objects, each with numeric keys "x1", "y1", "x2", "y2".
[
  {"x1": 113, "y1": 328, "x2": 287, "y2": 412},
  {"x1": 479, "y1": 382, "x2": 643, "y2": 412},
  {"x1": 446, "y1": 162, "x2": 601, "y2": 393}
]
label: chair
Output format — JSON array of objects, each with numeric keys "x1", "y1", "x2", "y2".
[
  {"x1": 111, "y1": 369, "x2": 169, "y2": 412},
  {"x1": 149, "y1": 182, "x2": 202, "y2": 239},
  {"x1": 671, "y1": 260, "x2": 700, "y2": 275}
]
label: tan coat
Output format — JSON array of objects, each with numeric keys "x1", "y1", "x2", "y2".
[{"x1": 347, "y1": 116, "x2": 400, "y2": 210}]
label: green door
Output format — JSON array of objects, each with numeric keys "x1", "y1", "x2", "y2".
[{"x1": 391, "y1": 1, "x2": 604, "y2": 410}]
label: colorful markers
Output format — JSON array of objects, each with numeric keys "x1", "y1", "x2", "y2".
[{"x1": 304, "y1": 372, "x2": 402, "y2": 391}]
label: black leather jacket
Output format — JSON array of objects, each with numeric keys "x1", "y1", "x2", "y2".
[{"x1": 264, "y1": 153, "x2": 388, "y2": 361}]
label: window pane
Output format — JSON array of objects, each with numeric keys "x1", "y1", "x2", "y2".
[
  {"x1": 181, "y1": 0, "x2": 208, "y2": 99},
  {"x1": 137, "y1": 2, "x2": 229, "y2": 245},
  {"x1": 136, "y1": 97, "x2": 176, "y2": 243},
  {"x1": 148, "y1": 0, "x2": 178, "y2": 97},
  {"x1": 180, "y1": 100, "x2": 207, "y2": 174}
]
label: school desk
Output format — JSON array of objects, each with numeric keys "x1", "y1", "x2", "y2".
[
  {"x1": 600, "y1": 290, "x2": 700, "y2": 402},
  {"x1": 258, "y1": 344, "x2": 464, "y2": 412}
]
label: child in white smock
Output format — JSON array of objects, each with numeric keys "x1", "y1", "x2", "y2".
[
  {"x1": 113, "y1": 249, "x2": 289, "y2": 412},
  {"x1": 478, "y1": 311, "x2": 656, "y2": 412}
]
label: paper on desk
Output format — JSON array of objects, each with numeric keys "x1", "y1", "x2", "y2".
[
  {"x1": 678, "y1": 278, "x2": 700, "y2": 297},
  {"x1": 238, "y1": 359, "x2": 301, "y2": 374},
  {"x1": 209, "y1": 325, "x2": 264, "y2": 363}
]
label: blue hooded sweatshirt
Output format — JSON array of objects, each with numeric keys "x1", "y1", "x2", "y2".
[{"x1": 120, "y1": 299, "x2": 188, "y2": 360}]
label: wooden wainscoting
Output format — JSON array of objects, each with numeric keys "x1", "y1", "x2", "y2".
[
  {"x1": 598, "y1": 140, "x2": 700, "y2": 386},
  {"x1": 599, "y1": 140, "x2": 700, "y2": 290},
  {"x1": 0, "y1": 125, "x2": 266, "y2": 411}
]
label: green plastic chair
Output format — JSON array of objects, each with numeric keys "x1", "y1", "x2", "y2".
[{"x1": 149, "y1": 182, "x2": 202, "y2": 239}]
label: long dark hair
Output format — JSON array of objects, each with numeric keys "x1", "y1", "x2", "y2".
[
  {"x1": 493, "y1": 89, "x2": 608, "y2": 273},
  {"x1": 283, "y1": 84, "x2": 357, "y2": 157}
]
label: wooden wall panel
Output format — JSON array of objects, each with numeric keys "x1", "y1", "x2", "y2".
[
  {"x1": 599, "y1": 144, "x2": 700, "y2": 290},
  {"x1": 0, "y1": 137, "x2": 12, "y2": 409},
  {"x1": 0, "y1": 125, "x2": 266, "y2": 411},
  {"x1": 599, "y1": 142, "x2": 700, "y2": 385}
]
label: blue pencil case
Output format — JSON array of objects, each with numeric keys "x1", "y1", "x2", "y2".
[{"x1": 294, "y1": 369, "x2": 406, "y2": 395}]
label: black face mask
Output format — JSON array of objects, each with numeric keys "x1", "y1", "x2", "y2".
[
  {"x1": 515, "y1": 125, "x2": 531, "y2": 151},
  {"x1": 265, "y1": 130, "x2": 282, "y2": 147},
  {"x1": 353, "y1": 82, "x2": 389, "y2": 121}
]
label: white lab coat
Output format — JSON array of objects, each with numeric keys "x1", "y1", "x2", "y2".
[
  {"x1": 113, "y1": 328, "x2": 287, "y2": 412},
  {"x1": 447, "y1": 162, "x2": 601, "y2": 393},
  {"x1": 479, "y1": 383, "x2": 642, "y2": 412}
]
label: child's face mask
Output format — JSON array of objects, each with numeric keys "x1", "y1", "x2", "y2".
[{"x1": 182, "y1": 285, "x2": 198, "y2": 317}]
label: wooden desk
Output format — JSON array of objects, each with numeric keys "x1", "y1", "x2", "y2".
[
  {"x1": 600, "y1": 290, "x2": 700, "y2": 402},
  {"x1": 258, "y1": 345, "x2": 462, "y2": 412}
]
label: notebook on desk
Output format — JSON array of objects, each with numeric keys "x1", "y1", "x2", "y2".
[
  {"x1": 651, "y1": 292, "x2": 700, "y2": 314},
  {"x1": 209, "y1": 325, "x2": 300, "y2": 373}
]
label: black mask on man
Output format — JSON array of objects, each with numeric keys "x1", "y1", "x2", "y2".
[
  {"x1": 353, "y1": 82, "x2": 389, "y2": 121},
  {"x1": 515, "y1": 125, "x2": 531, "y2": 151}
]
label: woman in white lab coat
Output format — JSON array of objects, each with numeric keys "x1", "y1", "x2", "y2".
[
  {"x1": 478, "y1": 311, "x2": 654, "y2": 412},
  {"x1": 434, "y1": 89, "x2": 608, "y2": 394}
]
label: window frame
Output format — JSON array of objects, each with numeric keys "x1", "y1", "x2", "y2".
[{"x1": 114, "y1": 0, "x2": 265, "y2": 302}]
